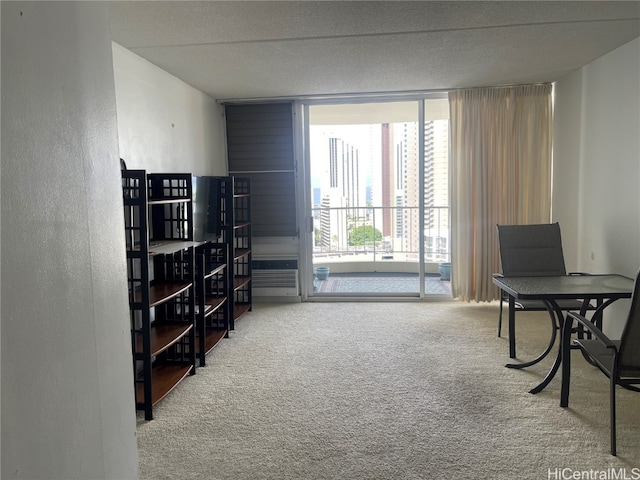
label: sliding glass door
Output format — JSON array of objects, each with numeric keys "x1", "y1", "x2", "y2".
[{"x1": 299, "y1": 97, "x2": 450, "y2": 299}]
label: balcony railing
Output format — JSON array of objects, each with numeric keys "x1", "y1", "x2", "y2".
[{"x1": 311, "y1": 205, "x2": 450, "y2": 268}]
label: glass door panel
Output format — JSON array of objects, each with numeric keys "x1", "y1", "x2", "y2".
[
  {"x1": 301, "y1": 98, "x2": 450, "y2": 299},
  {"x1": 307, "y1": 101, "x2": 421, "y2": 297}
]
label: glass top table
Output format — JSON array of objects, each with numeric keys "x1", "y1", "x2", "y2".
[
  {"x1": 494, "y1": 274, "x2": 633, "y2": 301},
  {"x1": 492, "y1": 274, "x2": 634, "y2": 398}
]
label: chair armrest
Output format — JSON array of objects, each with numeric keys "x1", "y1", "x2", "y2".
[
  {"x1": 566, "y1": 311, "x2": 616, "y2": 349},
  {"x1": 493, "y1": 273, "x2": 504, "y2": 278}
]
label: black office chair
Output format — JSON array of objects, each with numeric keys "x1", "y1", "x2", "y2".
[
  {"x1": 566, "y1": 269, "x2": 640, "y2": 456},
  {"x1": 495, "y1": 223, "x2": 594, "y2": 361}
]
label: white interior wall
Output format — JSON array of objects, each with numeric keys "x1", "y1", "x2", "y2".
[
  {"x1": 553, "y1": 37, "x2": 640, "y2": 336},
  {"x1": 112, "y1": 43, "x2": 227, "y2": 175},
  {"x1": 1, "y1": 3, "x2": 139, "y2": 479}
]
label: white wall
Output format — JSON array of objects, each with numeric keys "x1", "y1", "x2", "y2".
[
  {"x1": 112, "y1": 43, "x2": 227, "y2": 175},
  {"x1": 1, "y1": 2, "x2": 139, "y2": 479},
  {"x1": 553, "y1": 37, "x2": 640, "y2": 336}
]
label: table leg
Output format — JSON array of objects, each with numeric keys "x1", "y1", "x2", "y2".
[
  {"x1": 532, "y1": 297, "x2": 621, "y2": 399},
  {"x1": 560, "y1": 312, "x2": 573, "y2": 407},
  {"x1": 509, "y1": 295, "x2": 516, "y2": 358},
  {"x1": 506, "y1": 300, "x2": 558, "y2": 369},
  {"x1": 529, "y1": 300, "x2": 563, "y2": 394},
  {"x1": 560, "y1": 298, "x2": 597, "y2": 404}
]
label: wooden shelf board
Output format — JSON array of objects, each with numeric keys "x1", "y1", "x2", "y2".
[
  {"x1": 234, "y1": 276, "x2": 252, "y2": 290},
  {"x1": 234, "y1": 303, "x2": 251, "y2": 320},
  {"x1": 136, "y1": 363, "x2": 192, "y2": 406},
  {"x1": 203, "y1": 296, "x2": 227, "y2": 315},
  {"x1": 147, "y1": 281, "x2": 192, "y2": 307},
  {"x1": 234, "y1": 248, "x2": 251, "y2": 260},
  {"x1": 136, "y1": 323, "x2": 193, "y2": 356},
  {"x1": 198, "y1": 329, "x2": 227, "y2": 357},
  {"x1": 203, "y1": 264, "x2": 226, "y2": 279},
  {"x1": 148, "y1": 198, "x2": 192, "y2": 205},
  {"x1": 148, "y1": 240, "x2": 199, "y2": 256},
  {"x1": 233, "y1": 221, "x2": 251, "y2": 230}
]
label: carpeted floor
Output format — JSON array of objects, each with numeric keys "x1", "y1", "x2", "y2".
[{"x1": 137, "y1": 301, "x2": 640, "y2": 480}]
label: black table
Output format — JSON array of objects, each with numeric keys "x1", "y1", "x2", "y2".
[{"x1": 492, "y1": 274, "x2": 634, "y2": 401}]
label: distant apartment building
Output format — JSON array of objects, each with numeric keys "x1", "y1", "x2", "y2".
[
  {"x1": 320, "y1": 137, "x2": 364, "y2": 250},
  {"x1": 396, "y1": 122, "x2": 419, "y2": 258},
  {"x1": 381, "y1": 124, "x2": 395, "y2": 238},
  {"x1": 315, "y1": 116, "x2": 448, "y2": 258},
  {"x1": 424, "y1": 119, "x2": 449, "y2": 260},
  {"x1": 392, "y1": 119, "x2": 448, "y2": 260}
]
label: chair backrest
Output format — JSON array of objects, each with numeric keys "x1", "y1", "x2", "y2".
[
  {"x1": 497, "y1": 223, "x2": 568, "y2": 277},
  {"x1": 618, "y1": 269, "x2": 640, "y2": 377}
]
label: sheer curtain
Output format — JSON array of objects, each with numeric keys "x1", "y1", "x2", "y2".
[{"x1": 448, "y1": 84, "x2": 553, "y2": 302}]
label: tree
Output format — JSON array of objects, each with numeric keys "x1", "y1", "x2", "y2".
[{"x1": 349, "y1": 225, "x2": 382, "y2": 246}]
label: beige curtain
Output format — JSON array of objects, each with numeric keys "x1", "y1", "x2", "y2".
[{"x1": 448, "y1": 84, "x2": 553, "y2": 302}]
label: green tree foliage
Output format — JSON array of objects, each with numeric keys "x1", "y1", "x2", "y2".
[{"x1": 349, "y1": 225, "x2": 382, "y2": 246}]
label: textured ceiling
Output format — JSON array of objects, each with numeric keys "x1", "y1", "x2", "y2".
[{"x1": 109, "y1": 1, "x2": 640, "y2": 101}]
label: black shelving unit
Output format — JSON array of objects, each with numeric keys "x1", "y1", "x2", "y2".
[
  {"x1": 217, "y1": 176, "x2": 252, "y2": 329},
  {"x1": 122, "y1": 171, "x2": 197, "y2": 420},
  {"x1": 195, "y1": 242, "x2": 229, "y2": 366}
]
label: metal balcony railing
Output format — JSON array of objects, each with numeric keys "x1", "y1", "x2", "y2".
[{"x1": 311, "y1": 205, "x2": 450, "y2": 264}]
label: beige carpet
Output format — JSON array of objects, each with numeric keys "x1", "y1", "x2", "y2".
[{"x1": 137, "y1": 301, "x2": 640, "y2": 479}]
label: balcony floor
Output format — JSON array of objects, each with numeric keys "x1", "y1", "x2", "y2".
[{"x1": 313, "y1": 272, "x2": 451, "y2": 295}]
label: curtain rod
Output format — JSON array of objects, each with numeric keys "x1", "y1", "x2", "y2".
[{"x1": 217, "y1": 82, "x2": 553, "y2": 105}]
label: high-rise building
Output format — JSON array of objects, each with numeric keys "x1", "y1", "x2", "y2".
[
  {"x1": 319, "y1": 195, "x2": 332, "y2": 249},
  {"x1": 394, "y1": 119, "x2": 449, "y2": 260},
  {"x1": 380, "y1": 124, "x2": 394, "y2": 238},
  {"x1": 329, "y1": 137, "x2": 362, "y2": 208},
  {"x1": 424, "y1": 119, "x2": 449, "y2": 259},
  {"x1": 324, "y1": 137, "x2": 364, "y2": 250},
  {"x1": 397, "y1": 122, "x2": 419, "y2": 258}
]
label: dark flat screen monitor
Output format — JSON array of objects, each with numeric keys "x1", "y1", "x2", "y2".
[{"x1": 193, "y1": 176, "x2": 221, "y2": 242}]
